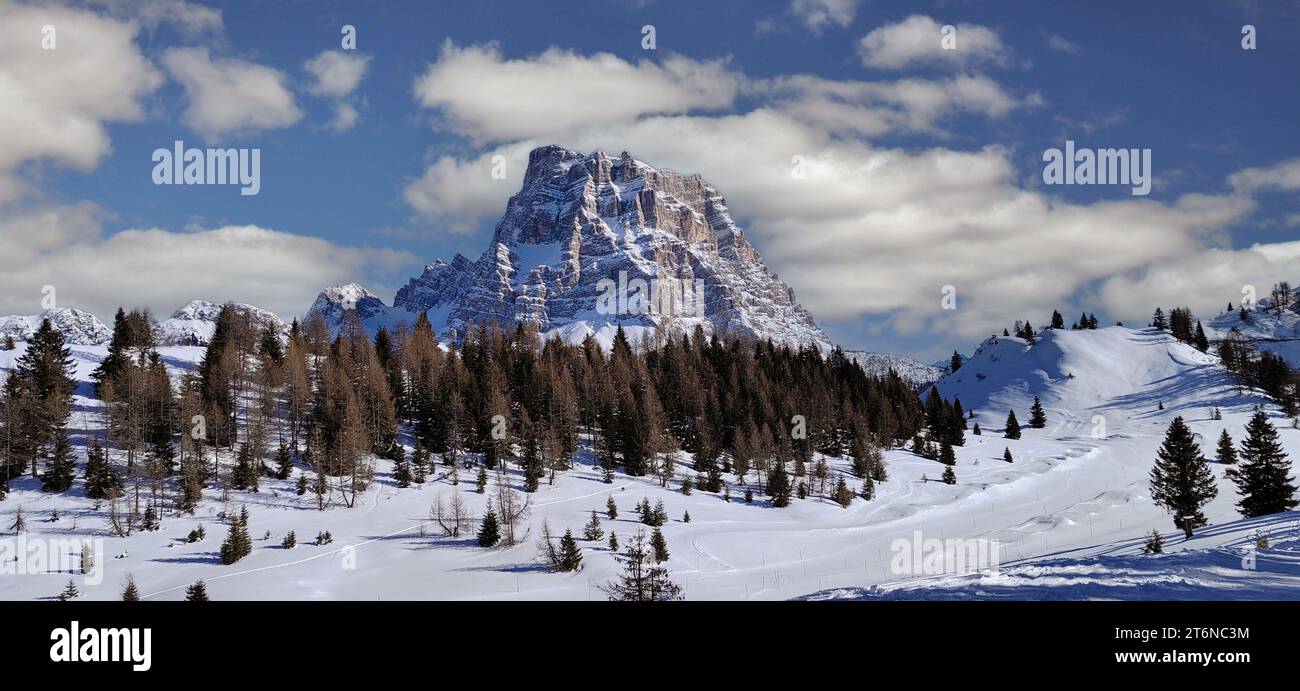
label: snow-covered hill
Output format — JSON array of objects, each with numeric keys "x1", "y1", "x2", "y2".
[
  {"x1": 0, "y1": 308, "x2": 110, "y2": 345},
  {"x1": 846, "y1": 350, "x2": 944, "y2": 386},
  {"x1": 3, "y1": 324, "x2": 1296, "y2": 600},
  {"x1": 158, "y1": 300, "x2": 291, "y2": 346},
  {"x1": 310, "y1": 146, "x2": 831, "y2": 350},
  {"x1": 1204, "y1": 295, "x2": 1300, "y2": 368}
]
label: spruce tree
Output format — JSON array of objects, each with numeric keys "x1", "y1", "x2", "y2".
[
  {"x1": 1003, "y1": 447, "x2": 1013, "y2": 463},
  {"x1": 682, "y1": 510, "x2": 691, "y2": 523},
  {"x1": 1234, "y1": 411, "x2": 1299, "y2": 518},
  {"x1": 282, "y1": 530, "x2": 296, "y2": 549},
  {"x1": 84, "y1": 441, "x2": 121, "y2": 500},
  {"x1": 650, "y1": 527, "x2": 669, "y2": 563},
  {"x1": 296, "y1": 474, "x2": 308, "y2": 495},
  {"x1": 1004, "y1": 410, "x2": 1021, "y2": 439},
  {"x1": 558, "y1": 529, "x2": 582, "y2": 571},
  {"x1": 600, "y1": 531, "x2": 682, "y2": 601},
  {"x1": 972, "y1": 423, "x2": 981, "y2": 436},
  {"x1": 939, "y1": 440, "x2": 956, "y2": 466},
  {"x1": 1215, "y1": 430, "x2": 1237, "y2": 465},
  {"x1": 275, "y1": 443, "x2": 293, "y2": 480},
  {"x1": 605, "y1": 495, "x2": 618, "y2": 520},
  {"x1": 608, "y1": 532, "x2": 619, "y2": 551},
  {"x1": 121, "y1": 575, "x2": 140, "y2": 602},
  {"x1": 767, "y1": 460, "x2": 792, "y2": 507},
  {"x1": 1028, "y1": 397, "x2": 1046, "y2": 429},
  {"x1": 40, "y1": 429, "x2": 76, "y2": 492},
  {"x1": 185, "y1": 580, "x2": 209, "y2": 601},
  {"x1": 861, "y1": 477, "x2": 875, "y2": 500},
  {"x1": 1148, "y1": 416, "x2": 1217, "y2": 538},
  {"x1": 475, "y1": 466, "x2": 488, "y2": 494},
  {"x1": 950, "y1": 350, "x2": 963, "y2": 372},
  {"x1": 834, "y1": 476, "x2": 853, "y2": 507},
  {"x1": 941, "y1": 465, "x2": 956, "y2": 485},
  {"x1": 477, "y1": 504, "x2": 501, "y2": 547},
  {"x1": 583, "y1": 510, "x2": 604, "y2": 541},
  {"x1": 58, "y1": 579, "x2": 79, "y2": 601},
  {"x1": 219, "y1": 507, "x2": 252, "y2": 565}
]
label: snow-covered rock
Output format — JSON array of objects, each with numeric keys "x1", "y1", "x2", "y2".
[
  {"x1": 845, "y1": 350, "x2": 944, "y2": 386},
  {"x1": 158, "y1": 300, "x2": 291, "y2": 346},
  {"x1": 305, "y1": 283, "x2": 391, "y2": 333},
  {"x1": 312, "y1": 146, "x2": 831, "y2": 350},
  {"x1": 0, "y1": 308, "x2": 111, "y2": 345}
]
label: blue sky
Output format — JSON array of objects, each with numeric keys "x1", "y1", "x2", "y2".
[{"x1": 4, "y1": 0, "x2": 1300, "y2": 362}]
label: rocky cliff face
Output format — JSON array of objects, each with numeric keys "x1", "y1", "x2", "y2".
[
  {"x1": 0, "y1": 308, "x2": 111, "y2": 345},
  {"x1": 315, "y1": 146, "x2": 830, "y2": 349}
]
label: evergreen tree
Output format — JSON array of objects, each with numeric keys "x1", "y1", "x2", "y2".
[
  {"x1": 972, "y1": 422, "x2": 982, "y2": 436},
  {"x1": 1003, "y1": 447, "x2": 1013, "y2": 463},
  {"x1": 185, "y1": 580, "x2": 209, "y2": 601},
  {"x1": 219, "y1": 507, "x2": 252, "y2": 565},
  {"x1": 682, "y1": 510, "x2": 691, "y2": 523},
  {"x1": 608, "y1": 532, "x2": 619, "y2": 551},
  {"x1": 861, "y1": 477, "x2": 875, "y2": 501},
  {"x1": 767, "y1": 460, "x2": 791, "y2": 507},
  {"x1": 1148, "y1": 417, "x2": 1218, "y2": 538},
  {"x1": 1194, "y1": 321, "x2": 1210, "y2": 352},
  {"x1": 605, "y1": 496, "x2": 618, "y2": 520},
  {"x1": 475, "y1": 466, "x2": 488, "y2": 494},
  {"x1": 231, "y1": 443, "x2": 259, "y2": 492},
  {"x1": 40, "y1": 429, "x2": 76, "y2": 492},
  {"x1": 650, "y1": 527, "x2": 670, "y2": 563},
  {"x1": 941, "y1": 465, "x2": 956, "y2": 485},
  {"x1": 939, "y1": 440, "x2": 956, "y2": 466},
  {"x1": 282, "y1": 530, "x2": 296, "y2": 549},
  {"x1": 583, "y1": 510, "x2": 604, "y2": 541},
  {"x1": 950, "y1": 350, "x2": 963, "y2": 373},
  {"x1": 1152, "y1": 308, "x2": 1167, "y2": 330},
  {"x1": 393, "y1": 451, "x2": 412, "y2": 488},
  {"x1": 121, "y1": 575, "x2": 140, "y2": 601},
  {"x1": 1028, "y1": 397, "x2": 1046, "y2": 429},
  {"x1": 477, "y1": 503, "x2": 501, "y2": 547},
  {"x1": 600, "y1": 531, "x2": 682, "y2": 601},
  {"x1": 295, "y1": 474, "x2": 308, "y2": 496},
  {"x1": 834, "y1": 476, "x2": 853, "y2": 507},
  {"x1": 1050, "y1": 310, "x2": 1065, "y2": 329},
  {"x1": 558, "y1": 529, "x2": 582, "y2": 571},
  {"x1": 275, "y1": 443, "x2": 293, "y2": 480},
  {"x1": 58, "y1": 579, "x2": 79, "y2": 601},
  {"x1": 1234, "y1": 411, "x2": 1299, "y2": 518},
  {"x1": 1004, "y1": 410, "x2": 1021, "y2": 439},
  {"x1": 1215, "y1": 430, "x2": 1237, "y2": 465}
]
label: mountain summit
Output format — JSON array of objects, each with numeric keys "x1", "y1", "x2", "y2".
[{"x1": 310, "y1": 146, "x2": 831, "y2": 349}]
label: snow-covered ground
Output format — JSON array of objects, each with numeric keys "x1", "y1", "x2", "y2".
[{"x1": 1, "y1": 326, "x2": 1297, "y2": 600}]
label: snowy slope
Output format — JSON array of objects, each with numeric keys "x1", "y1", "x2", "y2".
[
  {"x1": 1204, "y1": 296, "x2": 1300, "y2": 368},
  {"x1": 158, "y1": 300, "x2": 291, "y2": 346},
  {"x1": 846, "y1": 350, "x2": 943, "y2": 386},
  {"x1": 1, "y1": 326, "x2": 1296, "y2": 601}
]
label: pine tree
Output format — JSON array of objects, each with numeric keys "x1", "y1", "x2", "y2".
[
  {"x1": 605, "y1": 496, "x2": 618, "y2": 520},
  {"x1": 296, "y1": 474, "x2": 308, "y2": 495},
  {"x1": 834, "y1": 476, "x2": 853, "y2": 507},
  {"x1": 185, "y1": 580, "x2": 209, "y2": 601},
  {"x1": 83, "y1": 441, "x2": 120, "y2": 500},
  {"x1": 393, "y1": 452, "x2": 412, "y2": 489},
  {"x1": 608, "y1": 532, "x2": 619, "y2": 551},
  {"x1": 1149, "y1": 416, "x2": 1218, "y2": 538},
  {"x1": 475, "y1": 466, "x2": 488, "y2": 494},
  {"x1": 1194, "y1": 321, "x2": 1210, "y2": 352},
  {"x1": 40, "y1": 428, "x2": 76, "y2": 492},
  {"x1": 861, "y1": 477, "x2": 875, "y2": 501},
  {"x1": 231, "y1": 443, "x2": 259, "y2": 492},
  {"x1": 558, "y1": 529, "x2": 582, "y2": 571},
  {"x1": 1234, "y1": 411, "x2": 1299, "y2": 518},
  {"x1": 282, "y1": 530, "x2": 296, "y2": 549},
  {"x1": 58, "y1": 579, "x2": 79, "y2": 601},
  {"x1": 949, "y1": 350, "x2": 963, "y2": 373},
  {"x1": 682, "y1": 510, "x2": 691, "y2": 523},
  {"x1": 1215, "y1": 430, "x2": 1237, "y2": 465},
  {"x1": 219, "y1": 507, "x2": 252, "y2": 565},
  {"x1": 767, "y1": 460, "x2": 791, "y2": 507},
  {"x1": 477, "y1": 503, "x2": 501, "y2": 547},
  {"x1": 939, "y1": 440, "x2": 956, "y2": 466},
  {"x1": 1152, "y1": 308, "x2": 1167, "y2": 330},
  {"x1": 1003, "y1": 447, "x2": 1013, "y2": 463},
  {"x1": 1004, "y1": 410, "x2": 1021, "y2": 439},
  {"x1": 275, "y1": 443, "x2": 293, "y2": 480},
  {"x1": 121, "y1": 575, "x2": 140, "y2": 601},
  {"x1": 1050, "y1": 310, "x2": 1065, "y2": 329},
  {"x1": 650, "y1": 527, "x2": 669, "y2": 563},
  {"x1": 583, "y1": 510, "x2": 604, "y2": 541},
  {"x1": 600, "y1": 531, "x2": 682, "y2": 601},
  {"x1": 972, "y1": 422, "x2": 981, "y2": 436},
  {"x1": 1028, "y1": 397, "x2": 1046, "y2": 429}
]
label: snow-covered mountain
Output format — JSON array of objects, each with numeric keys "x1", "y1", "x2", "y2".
[
  {"x1": 845, "y1": 350, "x2": 944, "y2": 386},
  {"x1": 311, "y1": 146, "x2": 831, "y2": 350},
  {"x1": 0, "y1": 308, "x2": 111, "y2": 345},
  {"x1": 158, "y1": 300, "x2": 291, "y2": 346},
  {"x1": 305, "y1": 283, "x2": 391, "y2": 332},
  {"x1": 1203, "y1": 294, "x2": 1300, "y2": 367}
]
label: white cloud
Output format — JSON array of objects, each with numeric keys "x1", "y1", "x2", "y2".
[
  {"x1": 412, "y1": 42, "x2": 744, "y2": 144},
  {"x1": 1047, "y1": 35, "x2": 1082, "y2": 55},
  {"x1": 93, "y1": 0, "x2": 223, "y2": 37},
  {"x1": 0, "y1": 204, "x2": 416, "y2": 319},
  {"x1": 304, "y1": 50, "x2": 370, "y2": 98},
  {"x1": 1228, "y1": 158, "x2": 1300, "y2": 193},
  {"x1": 790, "y1": 0, "x2": 861, "y2": 33},
  {"x1": 162, "y1": 47, "x2": 302, "y2": 140},
  {"x1": 0, "y1": 2, "x2": 163, "y2": 204},
  {"x1": 858, "y1": 15, "x2": 1009, "y2": 70},
  {"x1": 1097, "y1": 241, "x2": 1300, "y2": 324}
]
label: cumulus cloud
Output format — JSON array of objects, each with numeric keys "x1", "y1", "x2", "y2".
[
  {"x1": 162, "y1": 47, "x2": 302, "y2": 140},
  {"x1": 412, "y1": 42, "x2": 744, "y2": 144},
  {"x1": 93, "y1": 0, "x2": 223, "y2": 37},
  {"x1": 858, "y1": 15, "x2": 1010, "y2": 70},
  {"x1": 0, "y1": 204, "x2": 416, "y2": 319},
  {"x1": 304, "y1": 50, "x2": 370, "y2": 98},
  {"x1": 0, "y1": 2, "x2": 163, "y2": 204},
  {"x1": 790, "y1": 0, "x2": 861, "y2": 33}
]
